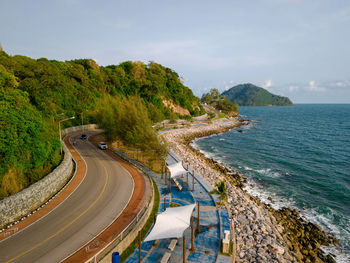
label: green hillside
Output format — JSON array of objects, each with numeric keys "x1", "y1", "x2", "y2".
[
  {"x1": 0, "y1": 51, "x2": 203, "y2": 198},
  {"x1": 222, "y1": 83, "x2": 293, "y2": 106}
]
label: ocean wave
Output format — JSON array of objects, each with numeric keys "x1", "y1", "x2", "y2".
[
  {"x1": 242, "y1": 122, "x2": 254, "y2": 130},
  {"x1": 193, "y1": 145, "x2": 217, "y2": 159},
  {"x1": 256, "y1": 168, "x2": 282, "y2": 178},
  {"x1": 191, "y1": 141, "x2": 226, "y2": 163},
  {"x1": 240, "y1": 119, "x2": 259, "y2": 130},
  {"x1": 244, "y1": 181, "x2": 295, "y2": 210},
  {"x1": 244, "y1": 166, "x2": 282, "y2": 178},
  {"x1": 244, "y1": 178, "x2": 350, "y2": 262},
  {"x1": 321, "y1": 245, "x2": 350, "y2": 263},
  {"x1": 304, "y1": 208, "x2": 350, "y2": 253}
]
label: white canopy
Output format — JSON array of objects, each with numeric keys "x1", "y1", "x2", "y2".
[
  {"x1": 144, "y1": 203, "x2": 196, "y2": 242},
  {"x1": 168, "y1": 162, "x2": 187, "y2": 178}
]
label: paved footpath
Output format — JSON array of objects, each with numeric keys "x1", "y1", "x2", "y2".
[{"x1": 117, "y1": 150, "x2": 233, "y2": 263}]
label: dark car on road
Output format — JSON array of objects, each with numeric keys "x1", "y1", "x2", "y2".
[{"x1": 80, "y1": 134, "x2": 87, "y2": 140}]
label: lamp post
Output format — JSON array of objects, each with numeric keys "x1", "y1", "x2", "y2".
[
  {"x1": 59, "y1": 116, "x2": 75, "y2": 155},
  {"x1": 53, "y1": 112, "x2": 64, "y2": 123},
  {"x1": 80, "y1": 109, "x2": 88, "y2": 127}
]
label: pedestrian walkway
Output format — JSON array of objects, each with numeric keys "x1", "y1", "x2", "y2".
[{"x1": 121, "y1": 151, "x2": 233, "y2": 263}]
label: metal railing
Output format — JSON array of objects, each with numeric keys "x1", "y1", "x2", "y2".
[{"x1": 84, "y1": 153, "x2": 154, "y2": 263}]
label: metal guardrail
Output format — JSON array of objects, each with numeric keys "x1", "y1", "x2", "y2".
[{"x1": 84, "y1": 150, "x2": 154, "y2": 263}]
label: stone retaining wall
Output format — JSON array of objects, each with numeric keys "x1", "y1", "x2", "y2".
[
  {"x1": 0, "y1": 143, "x2": 73, "y2": 229},
  {"x1": 0, "y1": 124, "x2": 99, "y2": 229},
  {"x1": 61, "y1": 124, "x2": 99, "y2": 137}
]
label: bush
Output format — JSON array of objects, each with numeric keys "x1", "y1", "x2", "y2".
[
  {"x1": 215, "y1": 99, "x2": 238, "y2": 114},
  {"x1": 208, "y1": 112, "x2": 216, "y2": 119},
  {"x1": 214, "y1": 181, "x2": 227, "y2": 200}
]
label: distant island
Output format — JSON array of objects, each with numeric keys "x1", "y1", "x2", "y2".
[{"x1": 222, "y1": 83, "x2": 293, "y2": 106}]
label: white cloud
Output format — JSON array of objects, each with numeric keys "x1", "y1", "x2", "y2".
[
  {"x1": 323, "y1": 80, "x2": 350, "y2": 90},
  {"x1": 307, "y1": 80, "x2": 326, "y2": 92},
  {"x1": 262, "y1": 79, "x2": 272, "y2": 90},
  {"x1": 288, "y1": 85, "x2": 299, "y2": 92},
  {"x1": 334, "y1": 81, "x2": 345, "y2": 87}
]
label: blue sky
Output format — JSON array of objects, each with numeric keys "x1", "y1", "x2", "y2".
[{"x1": 1, "y1": 0, "x2": 349, "y2": 103}]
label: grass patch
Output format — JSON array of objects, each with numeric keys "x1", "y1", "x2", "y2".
[
  {"x1": 119, "y1": 178, "x2": 160, "y2": 262},
  {"x1": 169, "y1": 202, "x2": 181, "y2": 207},
  {"x1": 216, "y1": 201, "x2": 226, "y2": 206},
  {"x1": 94, "y1": 133, "x2": 165, "y2": 174},
  {"x1": 219, "y1": 112, "x2": 226, "y2": 119},
  {"x1": 210, "y1": 181, "x2": 227, "y2": 201},
  {"x1": 208, "y1": 112, "x2": 216, "y2": 119},
  {"x1": 114, "y1": 142, "x2": 164, "y2": 173},
  {"x1": 219, "y1": 240, "x2": 234, "y2": 256}
]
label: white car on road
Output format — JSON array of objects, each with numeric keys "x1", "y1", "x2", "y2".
[{"x1": 98, "y1": 142, "x2": 108, "y2": 150}]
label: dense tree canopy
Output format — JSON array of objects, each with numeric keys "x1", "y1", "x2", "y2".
[
  {"x1": 96, "y1": 95, "x2": 165, "y2": 153},
  {"x1": 201, "y1": 88, "x2": 220, "y2": 104},
  {"x1": 0, "y1": 51, "x2": 202, "y2": 198},
  {"x1": 215, "y1": 98, "x2": 238, "y2": 114},
  {"x1": 0, "y1": 74, "x2": 60, "y2": 197},
  {"x1": 201, "y1": 88, "x2": 238, "y2": 116}
]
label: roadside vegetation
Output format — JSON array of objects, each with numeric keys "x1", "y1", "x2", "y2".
[
  {"x1": 0, "y1": 50, "x2": 204, "y2": 198},
  {"x1": 93, "y1": 133, "x2": 165, "y2": 174}
]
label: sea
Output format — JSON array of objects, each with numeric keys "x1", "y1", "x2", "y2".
[{"x1": 193, "y1": 104, "x2": 350, "y2": 262}]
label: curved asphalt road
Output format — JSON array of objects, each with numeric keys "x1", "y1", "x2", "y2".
[{"x1": 0, "y1": 132, "x2": 134, "y2": 263}]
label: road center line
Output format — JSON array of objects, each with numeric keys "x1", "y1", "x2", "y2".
[{"x1": 7, "y1": 158, "x2": 109, "y2": 263}]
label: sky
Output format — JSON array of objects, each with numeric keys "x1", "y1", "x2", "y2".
[{"x1": 1, "y1": 0, "x2": 350, "y2": 103}]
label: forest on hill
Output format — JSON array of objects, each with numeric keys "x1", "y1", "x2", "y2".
[
  {"x1": 0, "y1": 51, "x2": 203, "y2": 198},
  {"x1": 222, "y1": 83, "x2": 293, "y2": 106}
]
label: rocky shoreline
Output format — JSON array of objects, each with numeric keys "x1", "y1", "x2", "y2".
[{"x1": 161, "y1": 118, "x2": 340, "y2": 263}]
